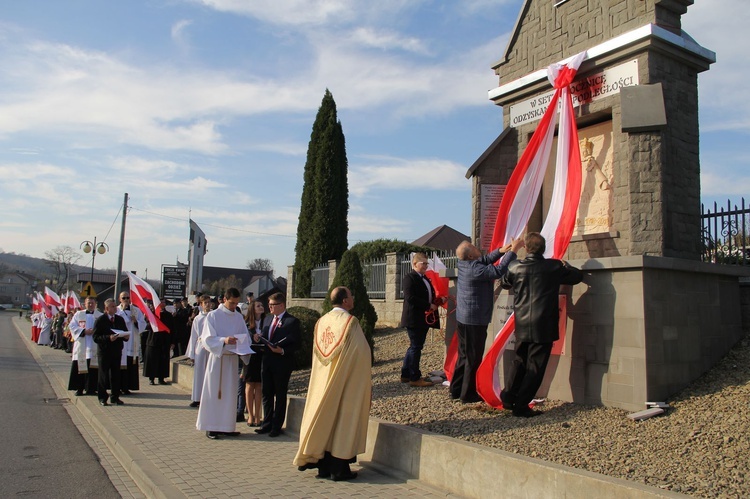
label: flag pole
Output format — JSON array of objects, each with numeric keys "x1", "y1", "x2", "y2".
[{"x1": 114, "y1": 193, "x2": 129, "y2": 301}]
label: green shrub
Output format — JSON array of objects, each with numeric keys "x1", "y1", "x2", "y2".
[
  {"x1": 287, "y1": 306, "x2": 321, "y2": 370},
  {"x1": 321, "y1": 250, "x2": 377, "y2": 362}
]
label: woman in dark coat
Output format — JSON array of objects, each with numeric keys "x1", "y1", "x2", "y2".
[
  {"x1": 242, "y1": 299, "x2": 266, "y2": 426},
  {"x1": 142, "y1": 301, "x2": 173, "y2": 385}
]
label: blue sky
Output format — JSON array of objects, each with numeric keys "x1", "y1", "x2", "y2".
[{"x1": 0, "y1": 1, "x2": 747, "y2": 281}]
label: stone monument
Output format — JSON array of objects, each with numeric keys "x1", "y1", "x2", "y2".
[{"x1": 464, "y1": 0, "x2": 747, "y2": 411}]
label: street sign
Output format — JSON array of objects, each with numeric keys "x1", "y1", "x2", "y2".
[
  {"x1": 162, "y1": 266, "x2": 188, "y2": 301},
  {"x1": 80, "y1": 282, "x2": 97, "y2": 298}
]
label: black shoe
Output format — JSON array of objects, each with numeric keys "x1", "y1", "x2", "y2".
[
  {"x1": 512, "y1": 407, "x2": 543, "y2": 418},
  {"x1": 332, "y1": 471, "x2": 358, "y2": 482},
  {"x1": 75, "y1": 389, "x2": 84, "y2": 396},
  {"x1": 298, "y1": 463, "x2": 319, "y2": 471},
  {"x1": 99, "y1": 400, "x2": 108, "y2": 406},
  {"x1": 206, "y1": 431, "x2": 219, "y2": 439},
  {"x1": 189, "y1": 401, "x2": 200, "y2": 408},
  {"x1": 236, "y1": 414, "x2": 245, "y2": 422},
  {"x1": 254, "y1": 427, "x2": 270, "y2": 434},
  {"x1": 158, "y1": 380, "x2": 169, "y2": 385},
  {"x1": 500, "y1": 391, "x2": 515, "y2": 411},
  {"x1": 315, "y1": 472, "x2": 331, "y2": 479},
  {"x1": 121, "y1": 389, "x2": 131, "y2": 395},
  {"x1": 111, "y1": 399, "x2": 124, "y2": 405},
  {"x1": 222, "y1": 431, "x2": 241, "y2": 437},
  {"x1": 149, "y1": 379, "x2": 156, "y2": 385},
  {"x1": 85, "y1": 391, "x2": 98, "y2": 396},
  {"x1": 268, "y1": 429, "x2": 282, "y2": 437}
]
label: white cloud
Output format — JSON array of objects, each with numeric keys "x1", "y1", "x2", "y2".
[
  {"x1": 348, "y1": 27, "x2": 430, "y2": 55},
  {"x1": 349, "y1": 156, "x2": 470, "y2": 196},
  {"x1": 683, "y1": 1, "x2": 750, "y2": 133},
  {"x1": 171, "y1": 19, "x2": 194, "y2": 48}
]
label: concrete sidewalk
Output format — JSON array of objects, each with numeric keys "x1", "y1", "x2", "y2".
[{"x1": 12, "y1": 317, "x2": 451, "y2": 499}]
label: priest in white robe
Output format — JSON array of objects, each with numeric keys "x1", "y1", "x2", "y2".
[
  {"x1": 196, "y1": 288, "x2": 252, "y2": 439},
  {"x1": 67, "y1": 297, "x2": 102, "y2": 395},
  {"x1": 294, "y1": 287, "x2": 372, "y2": 482},
  {"x1": 187, "y1": 295, "x2": 212, "y2": 407},
  {"x1": 117, "y1": 291, "x2": 147, "y2": 394}
]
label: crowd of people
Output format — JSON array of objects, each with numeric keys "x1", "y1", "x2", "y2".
[{"x1": 26, "y1": 232, "x2": 583, "y2": 482}]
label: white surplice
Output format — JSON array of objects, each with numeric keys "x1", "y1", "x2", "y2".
[
  {"x1": 69, "y1": 310, "x2": 102, "y2": 369},
  {"x1": 195, "y1": 304, "x2": 250, "y2": 432},
  {"x1": 37, "y1": 315, "x2": 52, "y2": 345},
  {"x1": 187, "y1": 311, "x2": 209, "y2": 403},
  {"x1": 117, "y1": 305, "x2": 147, "y2": 367}
]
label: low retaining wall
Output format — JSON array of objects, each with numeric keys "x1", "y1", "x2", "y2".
[{"x1": 173, "y1": 360, "x2": 686, "y2": 499}]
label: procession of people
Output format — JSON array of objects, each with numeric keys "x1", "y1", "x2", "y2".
[{"x1": 26, "y1": 242, "x2": 583, "y2": 483}]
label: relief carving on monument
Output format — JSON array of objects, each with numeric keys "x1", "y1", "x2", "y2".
[{"x1": 543, "y1": 121, "x2": 615, "y2": 236}]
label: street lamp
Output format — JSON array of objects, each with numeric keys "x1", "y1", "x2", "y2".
[{"x1": 80, "y1": 237, "x2": 109, "y2": 283}]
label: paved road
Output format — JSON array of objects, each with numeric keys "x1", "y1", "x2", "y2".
[
  {"x1": 0, "y1": 313, "x2": 120, "y2": 498},
  {"x1": 7, "y1": 313, "x2": 450, "y2": 498}
]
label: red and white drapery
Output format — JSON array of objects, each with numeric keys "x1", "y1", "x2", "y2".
[{"x1": 475, "y1": 51, "x2": 586, "y2": 409}]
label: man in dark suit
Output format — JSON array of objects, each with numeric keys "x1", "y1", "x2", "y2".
[
  {"x1": 93, "y1": 298, "x2": 130, "y2": 406},
  {"x1": 500, "y1": 232, "x2": 583, "y2": 417},
  {"x1": 399, "y1": 252, "x2": 443, "y2": 387},
  {"x1": 253, "y1": 292, "x2": 300, "y2": 437}
]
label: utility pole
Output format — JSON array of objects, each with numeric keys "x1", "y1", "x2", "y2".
[{"x1": 114, "y1": 193, "x2": 129, "y2": 300}]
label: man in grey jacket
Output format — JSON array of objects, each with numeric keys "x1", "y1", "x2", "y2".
[{"x1": 451, "y1": 238, "x2": 523, "y2": 403}]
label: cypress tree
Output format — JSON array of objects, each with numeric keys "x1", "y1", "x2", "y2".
[
  {"x1": 294, "y1": 89, "x2": 349, "y2": 297},
  {"x1": 321, "y1": 250, "x2": 377, "y2": 361}
]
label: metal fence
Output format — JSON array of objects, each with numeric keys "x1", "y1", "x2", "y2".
[
  {"x1": 397, "y1": 250, "x2": 457, "y2": 299},
  {"x1": 361, "y1": 258, "x2": 387, "y2": 299},
  {"x1": 701, "y1": 198, "x2": 750, "y2": 265},
  {"x1": 310, "y1": 264, "x2": 330, "y2": 298}
]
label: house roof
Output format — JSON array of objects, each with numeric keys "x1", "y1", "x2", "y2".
[
  {"x1": 411, "y1": 225, "x2": 470, "y2": 252},
  {"x1": 201, "y1": 266, "x2": 272, "y2": 288}
]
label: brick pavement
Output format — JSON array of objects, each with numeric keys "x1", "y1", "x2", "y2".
[{"x1": 13, "y1": 317, "x2": 452, "y2": 499}]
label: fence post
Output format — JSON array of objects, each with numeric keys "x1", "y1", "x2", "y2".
[{"x1": 327, "y1": 259, "x2": 338, "y2": 291}]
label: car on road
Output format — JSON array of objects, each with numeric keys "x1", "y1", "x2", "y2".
[{"x1": 21, "y1": 304, "x2": 30, "y2": 310}]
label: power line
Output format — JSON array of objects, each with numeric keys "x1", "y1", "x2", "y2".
[{"x1": 128, "y1": 206, "x2": 295, "y2": 238}]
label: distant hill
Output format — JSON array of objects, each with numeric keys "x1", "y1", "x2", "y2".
[{"x1": 0, "y1": 251, "x2": 92, "y2": 280}]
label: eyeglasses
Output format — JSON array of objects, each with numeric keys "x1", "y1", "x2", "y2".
[
  {"x1": 121, "y1": 296, "x2": 130, "y2": 299},
  {"x1": 268, "y1": 302, "x2": 283, "y2": 307}
]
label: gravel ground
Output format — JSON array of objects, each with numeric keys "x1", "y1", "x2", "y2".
[{"x1": 289, "y1": 326, "x2": 750, "y2": 498}]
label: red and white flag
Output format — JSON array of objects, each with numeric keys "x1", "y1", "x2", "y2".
[
  {"x1": 425, "y1": 253, "x2": 449, "y2": 308},
  {"x1": 63, "y1": 290, "x2": 81, "y2": 313},
  {"x1": 38, "y1": 291, "x2": 53, "y2": 318},
  {"x1": 44, "y1": 286, "x2": 62, "y2": 313},
  {"x1": 476, "y1": 51, "x2": 586, "y2": 409},
  {"x1": 127, "y1": 272, "x2": 170, "y2": 333},
  {"x1": 32, "y1": 294, "x2": 39, "y2": 313}
]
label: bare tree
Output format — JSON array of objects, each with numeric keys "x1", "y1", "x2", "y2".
[
  {"x1": 44, "y1": 246, "x2": 82, "y2": 294},
  {"x1": 202, "y1": 275, "x2": 243, "y2": 297},
  {"x1": 246, "y1": 258, "x2": 274, "y2": 273}
]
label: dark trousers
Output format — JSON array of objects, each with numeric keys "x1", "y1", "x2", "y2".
[
  {"x1": 503, "y1": 341, "x2": 553, "y2": 409},
  {"x1": 401, "y1": 326, "x2": 428, "y2": 381},
  {"x1": 261, "y1": 363, "x2": 292, "y2": 432},
  {"x1": 98, "y1": 349, "x2": 123, "y2": 402},
  {"x1": 450, "y1": 322, "x2": 488, "y2": 402},
  {"x1": 121, "y1": 357, "x2": 140, "y2": 391},
  {"x1": 237, "y1": 361, "x2": 246, "y2": 417}
]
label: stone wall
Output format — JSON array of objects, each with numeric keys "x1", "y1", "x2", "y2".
[
  {"x1": 495, "y1": 0, "x2": 689, "y2": 83},
  {"x1": 489, "y1": 257, "x2": 749, "y2": 411},
  {"x1": 286, "y1": 252, "x2": 405, "y2": 327}
]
